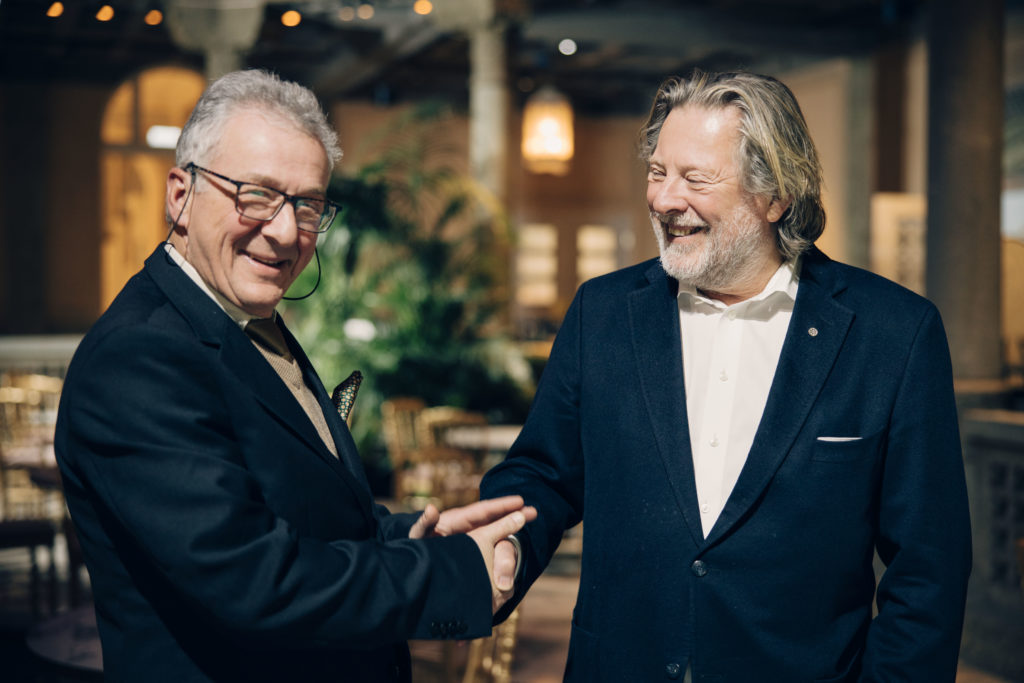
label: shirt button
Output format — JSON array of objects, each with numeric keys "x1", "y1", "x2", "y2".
[
  {"x1": 727, "y1": 310, "x2": 737, "y2": 320},
  {"x1": 709, "y1": 436, "x2": 719, "y2": 447},
  {"x1": 691, "y1": 560, "x2": 708, "y2": 577},
  {"x1": 700, "y1": 503, "x2": 709, "y2": 513},
  {"x1": 665, "y1": 661, "x2": 682, "y2": 679},
  {"x1": 718, "y1": 370, "x2": 728, "y2": 381}
]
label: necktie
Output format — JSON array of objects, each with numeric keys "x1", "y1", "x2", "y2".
[
  {"x1": 332, "y1": 371, "x2": 363, "y2": 422},
  {"x1": 245, "y1": 317, "x2": 294, "y2": 362}
]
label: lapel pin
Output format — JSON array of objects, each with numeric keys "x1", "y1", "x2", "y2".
[{"x1": 808, "y1": 327, "x2": 819, "y2": 337}]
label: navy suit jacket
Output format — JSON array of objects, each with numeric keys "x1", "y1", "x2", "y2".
[
  {"x1": 481, "y1": 249, "x2": 971, "y2": 682},
  {"x1": 55, "y1": 247, "x2": 493, "y2": 682}
]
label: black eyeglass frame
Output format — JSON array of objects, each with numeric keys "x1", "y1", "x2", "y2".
[{"x1": 185, "y1": 162, "x2": 339, "y2": 234}]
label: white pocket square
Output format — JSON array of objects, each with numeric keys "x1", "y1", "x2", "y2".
[{"x1": 817, "y1": 436, "x2": 863, "y2": 442}]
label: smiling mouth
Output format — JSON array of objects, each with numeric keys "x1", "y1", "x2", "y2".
[
  {"x1": 245, "y1": 252, "x2": 289, "y2": 270},
  {"x1": 666, "y1": 224, "x2": 704, "y2": 237}
]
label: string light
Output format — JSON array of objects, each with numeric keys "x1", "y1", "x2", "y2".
[
  {"x1": 144, "y1": 9, "x2": 163, "y2": 25},
  {"x1": 338, "y1": 6, "x2": 356, "y2": 21},
  {"x1": 46, "y1": 2, "x2": 64, "y2": 18},
  {"x1": 281, "y1": 9, "x2": 302, "y2": 27},
  {"x1": 413, "y1": 0, "x2": 433, "y2": 15},
  {"x1": 95, "y1": 5, "x2": 115, "y2": 21},
  {"x1": 357, "y1": 3, "x2": 374, "y2": 19}
]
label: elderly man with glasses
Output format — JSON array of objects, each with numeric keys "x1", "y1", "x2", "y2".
[{"x1": 54, "y1": 69, "x2": 532, "y2": 683}]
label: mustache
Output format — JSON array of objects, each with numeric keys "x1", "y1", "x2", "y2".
[{"x1": 651, "y1": 211, "x2": 708, "y2": 229}]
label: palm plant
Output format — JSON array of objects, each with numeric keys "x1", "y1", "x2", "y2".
[{"x1": 282, "y1": 103, "x2": 534, "y2": 484}]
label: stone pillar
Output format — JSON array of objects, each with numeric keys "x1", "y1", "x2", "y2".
[
  {"x1": 468, "y1": 21, "x2": 509, "y2": 203},
  {"x1": 925, "y1": 0, "x2": 1004, "y2": 380},
  {"x1": 164, "y1": 0, "x2": 267, "y2": 80},
  {"x1": 432, "y1": 0, "x2": 508, "y2": 203}
]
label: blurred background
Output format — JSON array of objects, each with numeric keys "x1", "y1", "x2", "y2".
[{"x1": 1, "y1": 0, "x2": 1023, "y2": 681}]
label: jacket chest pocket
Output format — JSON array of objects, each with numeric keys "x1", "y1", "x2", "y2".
[{"x1": 810, "y1": 429, "x2": 884, "y2": 463}]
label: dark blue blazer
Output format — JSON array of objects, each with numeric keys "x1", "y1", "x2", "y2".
[
  {"x1": 481, "y1": 249, "x2": 971, "y2": 682},
  {"x1": 55, "y1": 247, "x2": 492, "y2": 682}
]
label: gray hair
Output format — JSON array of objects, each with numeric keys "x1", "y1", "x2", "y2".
[
  {"x1": 640, "y1": 71, "x2": 825, "y2": 260},
  {"x1": 176, "y1": 69, "x2": 342, "y2": 172}
]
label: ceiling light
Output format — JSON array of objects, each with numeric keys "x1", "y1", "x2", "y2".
[
  {"x1": 338, "y1": 6, "x2": 355, "y2": 21},
  {"x1": 95, "y1": 4, "x2": 114, "y2": 21},
  {"x1": 281, "y1": 10, "x2": 302, "y2": 27},
  {"x1": 46, "y1": 2, "x2": 64, "y2": 18},
  {"x1": 558, "y1": 39, "x2": 577, "y2": 56},
  {"x1": 522, "y1": 85, "x2": 574, "y2": 176},
  {"x1": 144, "y1": 9, "x2": 163, "y2": 25},
  {"x1": 357, "y1": 3, "x2": 374, "y2": 20},
  {"x1": 413, "y1": 0, "x2": 433, "y2": 15}
]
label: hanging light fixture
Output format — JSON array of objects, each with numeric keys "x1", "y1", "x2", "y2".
[{"x1": 521, "y1": 85, "x2": 574, "y2": 176}]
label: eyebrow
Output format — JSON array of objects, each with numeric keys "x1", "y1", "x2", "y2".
[{"x1": 244, "y1": 174, "x2": 326, "y2": 199}]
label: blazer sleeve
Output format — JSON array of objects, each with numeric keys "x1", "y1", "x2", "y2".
[
  {"x1": 480, "y1": 285, "x2": 588, "y2": 619},
  {"x1": 861, "y1": 304, "x2": 972, "y2": 679},
  {"x1": 58, "y1": 323, "x2": 493, "y2": 648}
]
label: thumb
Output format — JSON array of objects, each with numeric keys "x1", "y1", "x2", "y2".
[
  {"x1": 493, "y1": 539, "x2": 518, "y2": 592},
  {"x1": 408, "y1": 503, "x2": 440, "y2": 539}
]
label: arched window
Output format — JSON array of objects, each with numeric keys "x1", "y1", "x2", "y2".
[{"x1": 100, "y1": 66, "x2": 204, "y2": 308}]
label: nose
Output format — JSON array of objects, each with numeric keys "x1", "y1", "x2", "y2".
[
  {"x1": 260, "y1": 201, "x2": 300, "y2": 245},
  {"x1": 648, "y1": 176, "x2": 690, "y2": 216}
]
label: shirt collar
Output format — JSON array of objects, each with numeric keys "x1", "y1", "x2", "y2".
[
  {"x1": 163, "y1": 242, "x2": 266, "y2": 329},
  {"x1": 678, "y1": 257, "x2": 801, "y2": 311}
]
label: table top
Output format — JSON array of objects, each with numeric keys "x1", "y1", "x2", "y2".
[{"x1": 25, "y1": 604, "x2": 103, "y2": 674}]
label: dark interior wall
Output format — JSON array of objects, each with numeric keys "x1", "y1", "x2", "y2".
[{"x1": 0, "y1": 81, "x2": 109, "y2": 334}]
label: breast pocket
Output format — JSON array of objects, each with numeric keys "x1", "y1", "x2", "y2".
[{"x1": 811, "y1": 429, "x2": 884, "y2": 463}]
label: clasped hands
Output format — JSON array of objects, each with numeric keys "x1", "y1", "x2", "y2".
[{"x1": 409, "y1": 495, "x2": 536, "y2": 614}]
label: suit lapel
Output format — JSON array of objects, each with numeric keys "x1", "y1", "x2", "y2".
[
  {"x1": 144, "y1": 248, "x2": 377, "y2": 519},
  {"x1": 707, "y1": 250, "x2": 853, "y2": 544},
  {"x1": 627, "y1": 263, "x2": 706, "y2": 547},
  {"x1": 280, "y1": 322, "x2": 375, "y2": 493}
]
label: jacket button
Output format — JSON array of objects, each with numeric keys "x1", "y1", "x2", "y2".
[
  {"x1": 691, "y1": 560, "x2": 708, "y2": 577},
  {"x1": 665, "y1": 662, "x2": 682, "y2": 679}
]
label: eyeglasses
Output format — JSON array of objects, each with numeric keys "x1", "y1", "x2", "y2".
[{"x1": 186, "y1": 162, "x2": 338, "y2": 233}]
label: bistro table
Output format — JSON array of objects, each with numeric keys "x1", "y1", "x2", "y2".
[{"x1": 25, "y1": 604, "x2": 103, "y2": 681}]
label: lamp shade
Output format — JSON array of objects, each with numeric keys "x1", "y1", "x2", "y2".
[{"x1": 521, "y1": 85, "x2": 574, "y2": 175}]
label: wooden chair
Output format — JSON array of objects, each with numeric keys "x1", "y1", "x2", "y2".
[
  {"x1": 0, "y1": 372, "x2": 64, "y2": 616},
  {"x1": 417, "y1": 406, "x2": 488, "y2": 450},
  {"x1": 462, "y1": 608, "x2": 521, "y2": 683},
  {"x1": 380, "y1": 397, "x2": 427, "y2": 472}
]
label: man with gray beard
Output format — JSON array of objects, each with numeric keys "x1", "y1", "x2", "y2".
[{"x1": 481, "y1": 71, "x2": 971, "y2": 682}]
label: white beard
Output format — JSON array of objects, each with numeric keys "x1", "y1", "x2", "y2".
[{"x1": 651, "y1": 202, "x2": 776, "y2": 295}]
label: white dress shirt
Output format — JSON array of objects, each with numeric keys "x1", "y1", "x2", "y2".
[{"x1": 678, "y1": 260, "x2": 800, "y2": 538}]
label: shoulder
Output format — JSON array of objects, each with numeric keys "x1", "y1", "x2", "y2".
[
  {"x1": 65, "y1": 269, "x2": 210, "y2": 395},
  {"x1": 804, "y1": 249, "x2": 939, "y2": 319},
  {"x1": 578, "y1": 257, "x2": 664, "y2": 297}
]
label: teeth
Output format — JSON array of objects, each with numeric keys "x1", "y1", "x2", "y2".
[{"x1": 667, "y1": 225, "x2": 702, "y2": 237}]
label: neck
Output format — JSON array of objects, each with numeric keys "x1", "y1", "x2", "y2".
[{"x1": 698, "y1": 256, "x2": 784, "y2": 305}]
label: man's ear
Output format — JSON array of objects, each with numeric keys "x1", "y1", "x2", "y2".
[
  {"x1": 165, "y1": 166, "x2": 192, "y2": 231},
  {"x1": 767, "y1": 196, "x2": 792, "y2": 224}
]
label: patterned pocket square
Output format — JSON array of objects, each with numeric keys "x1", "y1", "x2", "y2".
[{"x1": 332, "y1": 370, "x2": 363, "y2": 422}]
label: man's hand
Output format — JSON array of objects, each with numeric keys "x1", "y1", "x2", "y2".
[
  {"x1": 408, "y1": 495, "x2": 535, "y2": 539},
  {"x1": 408, "y1": 496, "x2": 536, "y2": 613}
]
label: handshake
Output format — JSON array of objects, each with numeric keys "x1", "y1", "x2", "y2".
[{"x1": 409, "y1": 495, "x2": 537, "y2": 614}]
